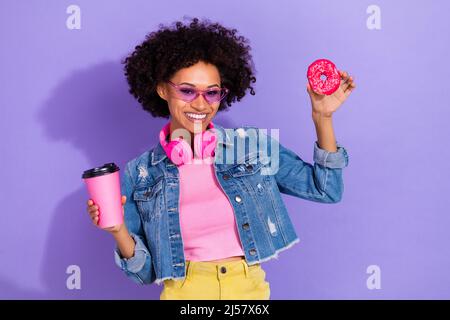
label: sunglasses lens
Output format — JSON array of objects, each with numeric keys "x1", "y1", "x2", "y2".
[
  {"x1": 204, "y1": 89, "x2": 221, "y2": 103},
  {"x1": 174, "y1": 85, "x2": 228, "y2": 103},
  {"x1": 178, "y1": 87, "x2": 197, "y2": 101},
  {"x1": 205, "y1": 89, "x2": 227, "y2": 103}
]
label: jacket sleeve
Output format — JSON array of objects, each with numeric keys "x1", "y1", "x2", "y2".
[
  {"x1": 262, "y1": 130, "x2": 349, "y2": 203},
  {"x1": 113, "y1": 161, "x2": 155, "y2": 284}
]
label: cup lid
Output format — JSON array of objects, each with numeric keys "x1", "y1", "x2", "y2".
[{"x1": 82, "y1": 162, "x2": 120, "y2": 179}]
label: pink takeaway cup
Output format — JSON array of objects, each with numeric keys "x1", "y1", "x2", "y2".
[{"x1": 82, "y1": 163, "x2": 123, "y2": 229}]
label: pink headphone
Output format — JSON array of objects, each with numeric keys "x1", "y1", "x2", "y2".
[{"x1": 159, "y1": 121, "x2": 217, "y2": 166}]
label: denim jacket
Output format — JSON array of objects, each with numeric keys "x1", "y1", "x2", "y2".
[{"x1": 114, "y1": 124, "x2": 349, "y2": 285}]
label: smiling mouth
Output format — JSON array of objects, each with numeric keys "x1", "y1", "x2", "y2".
[{"x1": 184, "y1": 112, "x2": 208, "y2": 121}]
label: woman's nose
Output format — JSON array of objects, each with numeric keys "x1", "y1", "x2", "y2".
[{"x1": 190, "y1": 94, "x2": 209, "y2": 109}]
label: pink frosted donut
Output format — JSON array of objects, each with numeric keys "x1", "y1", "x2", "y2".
[{"x1": 307, "y1": 59, "x2": 341, "y2": 95}]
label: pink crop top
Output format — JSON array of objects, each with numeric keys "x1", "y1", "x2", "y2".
[{"x1": 178, "y1": 159, "x2": 245, "y2": 261}]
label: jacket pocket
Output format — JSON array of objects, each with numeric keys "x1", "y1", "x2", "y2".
[
  {"x1": 228, "y1": 152, "x2": 272, "y2": 195},
  {"x1": 133, "y1": 178, "x2": 164, "y2": 222},
  {"x1": 228, "y1": 152, "x2": 264, "y2": 178}
]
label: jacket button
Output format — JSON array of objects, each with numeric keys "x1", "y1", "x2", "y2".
[
  {"x1": 220, "y1": 266, "x2": 227, "y2": 273},
  {"x1": 242, "y1": 223, "x2": 250, "y2": 230},
  {"x1": 249, "y1": 249, "x2": 257, "y2": 256},
  {"x1": 235, "y1": 195, "x2": 242, "y2": 203},
  {"x1": 223, "y1": 174, "x2": 230, "y2": 180}
]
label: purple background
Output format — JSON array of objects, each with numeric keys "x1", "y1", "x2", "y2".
[{"x1": 1, "y1": 0, "x2": 449, "y2": 299}]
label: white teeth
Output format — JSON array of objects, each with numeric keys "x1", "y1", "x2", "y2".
[{"x1": 185, "y1": 112, "x2": 207, "y2": 120}]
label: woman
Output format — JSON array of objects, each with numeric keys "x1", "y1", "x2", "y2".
[{"x1": 86, "y1": 17, "x2": 355, "y2": 300}]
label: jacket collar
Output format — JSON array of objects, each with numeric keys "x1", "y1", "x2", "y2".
[{"x1": 150, "y1": 123, "x2": 234, "y2": 166}]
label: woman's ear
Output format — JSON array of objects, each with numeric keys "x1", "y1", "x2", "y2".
[{"x1": 156, "y1": 83, "x2": 168, "y2": 101}]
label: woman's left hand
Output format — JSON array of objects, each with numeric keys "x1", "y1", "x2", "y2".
[{"x1": 307, "y1": 70, "x2": 356, "y2": 118}]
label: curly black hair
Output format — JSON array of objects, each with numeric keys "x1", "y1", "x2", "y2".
[{"x1": 122, "y1": 17, "x2": 257, "y2": 118}]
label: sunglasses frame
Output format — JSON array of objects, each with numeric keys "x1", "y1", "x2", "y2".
[{"x1": 167, "y1": 80, "x2": 229, "y2": 104}]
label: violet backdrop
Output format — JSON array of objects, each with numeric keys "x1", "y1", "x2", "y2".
[{"x1": 1, "y1": 0, "x2": 449, "y2": 299}]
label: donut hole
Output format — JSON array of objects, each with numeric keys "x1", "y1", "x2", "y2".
[{"x1": 320, "y1": 74, "x2": 327, "y2": 82}]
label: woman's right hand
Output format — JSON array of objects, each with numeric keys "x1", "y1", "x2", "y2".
[{"x1": 87, "y1": 196, "x2": 126, "y2": 233}]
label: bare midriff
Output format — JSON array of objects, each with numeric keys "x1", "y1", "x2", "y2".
[{"x1": 204, "y1": 255, "x2": 245, "y2": 263}]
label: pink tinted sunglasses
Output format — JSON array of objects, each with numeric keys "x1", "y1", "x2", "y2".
[{"x1": 167, "y1": 80, "x2": 229, "y2": 104}]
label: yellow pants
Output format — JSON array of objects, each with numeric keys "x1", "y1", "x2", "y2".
[{"x1": 160, "y1": 259, "x2": 270, "y2": 300}]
